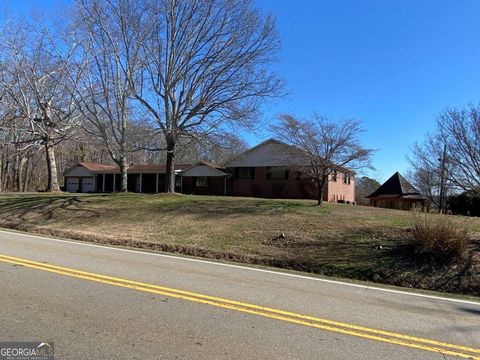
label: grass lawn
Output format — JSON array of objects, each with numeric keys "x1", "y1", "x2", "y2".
[{"x1": 0, "y1": 193, "x2": 479, "y2": 296}]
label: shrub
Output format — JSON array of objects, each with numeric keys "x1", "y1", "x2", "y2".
[
  {"x1": 410, "y1": 213, "x2": 471, "y2": 264},
  {"x1": 448, "y1": 191, "x2": 480, "y2": 216}
]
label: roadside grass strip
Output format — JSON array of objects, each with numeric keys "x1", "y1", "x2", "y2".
[{"x1": 1, "y1": 253, "x2": 479, "y2": 360}]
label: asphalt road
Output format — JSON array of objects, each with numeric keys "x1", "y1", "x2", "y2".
[{"x1": 0, "y1": 229, "x2": 479, "y2": 360}]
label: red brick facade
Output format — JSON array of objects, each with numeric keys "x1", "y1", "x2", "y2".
[
  {"x1": 325, "y1": 172, "x2": 356, "y2": 203},
  {"x1": 228, "y1": 167, "x2": 316, "y2": 200},
  {"x1": 227, "y1": 166, "x2": 355, "y2": 203},
  {"x1": 182, "y1": 176, "x2": 226, "y2": 196}
]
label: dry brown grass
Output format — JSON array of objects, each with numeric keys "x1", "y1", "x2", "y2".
[
  {"x1": 0, "y1": 193, "x2": 479, "y2": 295},
  {"x1": 410, "y1": 212, "x2": 471, "y2": 264}
]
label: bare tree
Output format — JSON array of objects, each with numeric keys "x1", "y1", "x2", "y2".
[
  {"x1": 406, "y1": 105, "x2": 480, "y2": 210},
  {"x1": 437, "y1": 104, "x2": 480, "y2": 196},
  {"x1": 0, "y1": 21, "x2": 81, "y2": 192},
  {"x1": 194, "y1": 133, "x2": 249, "y2": 164},
  {"x1": 119, "y1": 0, "x2": 283, "y2": 193},
  {"x1": 408, "y1": 132, "x2": 451, "y2": 212},
  {"x1": 272, "y1": 114, "x2": 373, "y2": 205},
  {"x1": 0, "y1": 48, "x2": 40, "y2": 192},
  {"x1": 70, "y1": 0, "x2": 153, "y2": 192}
]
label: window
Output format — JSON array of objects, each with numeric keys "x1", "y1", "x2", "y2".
[
  {"x1": 332, "y1": 169, "x2": 337, "y2": 182},
  {"x1": 294, "y1": 171, "x2": 302, "y2": 180},
  {"x1": 235, "y1": 167, "x2": 255, "y2": 179},
  {"x1": 195, "y1": 177, "x2": 209, "y2": 187},
  {"x1": 343, "y1": 173, "x2": 351, "y2": 185},
  {"x1": 266, "y1": 167, "x2": 289, "y2": 180}
]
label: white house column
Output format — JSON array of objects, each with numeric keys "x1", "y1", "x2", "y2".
[
  {"x1": 155, "y1": 173, "x2": 159, "y2": 193},
  {"x1": 139, "y1": 173, "x2": 143, "y2": 193},
  {"x1": 113, "y1": 174, "x2": 116, "y2": 193},
  {"x1": 102, "y1": 174, "x2": 106, "y2": 192}
]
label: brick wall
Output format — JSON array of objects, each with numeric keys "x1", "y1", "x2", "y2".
[
  {"x1": 229, "y1": 167, "x2": 319, "y2": 200},
  {"x1": 230, "y1": 167, "x2": 355, "y2": 202},
  {"x1": 180, "y1": 167, "x2": 355, "y2": 202},
  {"x1": 326, "y1": 172, "x2": 355, "y2": 203},
  {"x1": 182, "y1": 176, "x2": 225, "y2": 196}
]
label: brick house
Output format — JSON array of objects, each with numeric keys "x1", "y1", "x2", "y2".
[
  {"x1": 224, "y1": 139, "x2": 355, "y2": 202},
  {"x1": 64, "y1": 139, "x2": 356, "y2": 203}
]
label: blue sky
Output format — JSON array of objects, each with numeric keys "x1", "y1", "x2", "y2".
[
  {"x1": 255, "y1": 0, "x2": 480, "y2": 180},
  {"x1": 2, "y1": 0, "x2": 480, "y2": 181}
]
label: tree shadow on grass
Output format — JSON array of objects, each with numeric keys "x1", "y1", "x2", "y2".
[
  {"x1": 0, "y1": 195, "x2": 101, "y2": 224},
  {"x1": 150, "y1": 198, "x2": 324, "y2": 219},
  {"x1": 383, "y1": 241, "x2": 480, "y2": 296}
]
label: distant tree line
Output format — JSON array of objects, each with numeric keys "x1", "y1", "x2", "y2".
[
  {"x1": 0, "y1": 0, "x2": 281, "y2": 192},
  {"x1": 355, "y1": 176, "x2": 381, "y2": 205}
]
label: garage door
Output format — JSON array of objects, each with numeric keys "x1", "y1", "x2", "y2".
[
  {"x1": 82, "y1": 178, "x2": 95, "y2": 193},
  {"x1": 66, "y1": 178, "x2": 79, "y2": 192}
]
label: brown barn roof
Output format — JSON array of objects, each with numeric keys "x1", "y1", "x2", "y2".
[{"x1": 366, "y1": 172, "x2": 426, "y2": 200}]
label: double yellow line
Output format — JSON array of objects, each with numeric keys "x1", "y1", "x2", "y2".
[{"x1": 1, "y1": 253, "x2": 479, "y2": 359}]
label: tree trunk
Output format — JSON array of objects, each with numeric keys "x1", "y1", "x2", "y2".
[
  {"x1": 45, "y1": 143, "x2": 60, "y2": 192},
  {"x1": 23, "y1": 157, "x2": 31, "y2": 192},
  {"x1": 17, "y1": 157, "x2": 27, "y2": 192},
  {"x1": 0, "y1": 156, "x2": 3, "y2": 192},
  {"x1": 119, "y1": 155, "x2": 128, "y2": 192},
  {"x1": 316, "y1": 177, "x2": 327, "y2": 206},
  {"x1": 165, "y1": 136, "x2": 176, "y2": 193},
  {"x1": 317, "y1": 185, "x2": 324, "y2": 205},
  {"x1": 4, "y1": 160, "x2": 11, "y2": 191},
  {"x1": 13, "y1": 153, "x2": 20, "y2": 192}
]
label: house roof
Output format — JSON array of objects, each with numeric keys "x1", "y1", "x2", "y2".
[
  {"x1": 180, "y1": 160, "x2": 229, "y2": 177},
  {"x1": 180, "y1": 160, "x2": 225, "y2": 172},
  {"x1": 366, "y1": 172, "x2": 426, "y2": 200},
  {"x1": 225, "y1": 138, "x2": 355, "y2": 174},
  {"x1": 196, "y1": 160, "x2": 225, "y2": 170},
  {"x1": 75, "y1": 162, "x2": 190, "y2": 174},
  {"x1": 225, "y1": 138, "x2": 299, "y2": 167},
  {"x1": 78, "y1": 162, "x2": 117, "y2": 172},
  {"x1": 128, "y1": 164, "x2": 190, "y2": 173}
]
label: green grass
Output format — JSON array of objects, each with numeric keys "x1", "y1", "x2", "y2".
[{"x1": 0, "y1": 193, "x2": 478, "y2": 296}]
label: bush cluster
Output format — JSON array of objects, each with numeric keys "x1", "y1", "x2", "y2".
[{"x1": 410, "y1": 213, "x2": 471, "y2": 263}]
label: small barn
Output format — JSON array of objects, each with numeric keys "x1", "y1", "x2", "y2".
[{"x1": 366, "y1": 172, "x2": 426, "y2": 210}]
